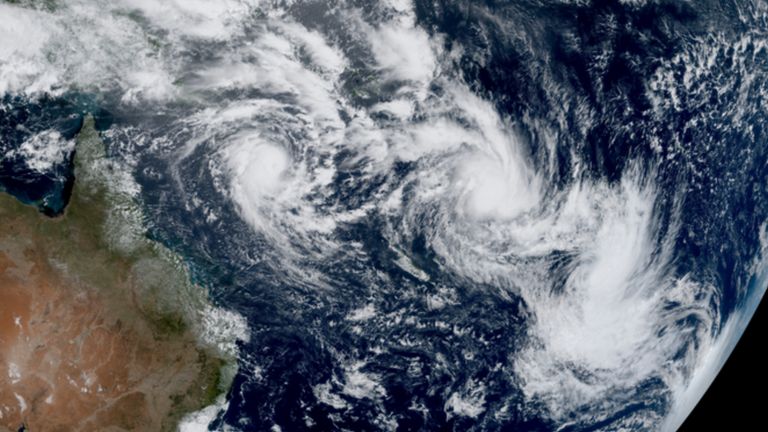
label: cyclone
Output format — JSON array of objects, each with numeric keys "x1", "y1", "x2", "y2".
[{"x1": 2, "y1": 0, "x2": 768, "y2": 431}]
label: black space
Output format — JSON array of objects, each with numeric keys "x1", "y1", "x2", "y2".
[{"x1": 679, "y1": 285, "x2": 768, "y2": 430}]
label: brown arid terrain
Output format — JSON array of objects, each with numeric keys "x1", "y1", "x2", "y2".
[{"x1": 0, "y1": 117, "x2": 227, "y2": 431}]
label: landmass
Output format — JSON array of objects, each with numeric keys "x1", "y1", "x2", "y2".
[{"x1": 0, "y1": 117, "x2": 229, "y2": 431}]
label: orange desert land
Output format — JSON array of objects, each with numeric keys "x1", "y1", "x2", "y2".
[{"x1": 0, "y1": 118, "x2": 226, "y2": 431}]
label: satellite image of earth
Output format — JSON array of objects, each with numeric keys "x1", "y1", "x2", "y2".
[{"x1": 1, "y1": 0, "x2": 768, "y2": 431}]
